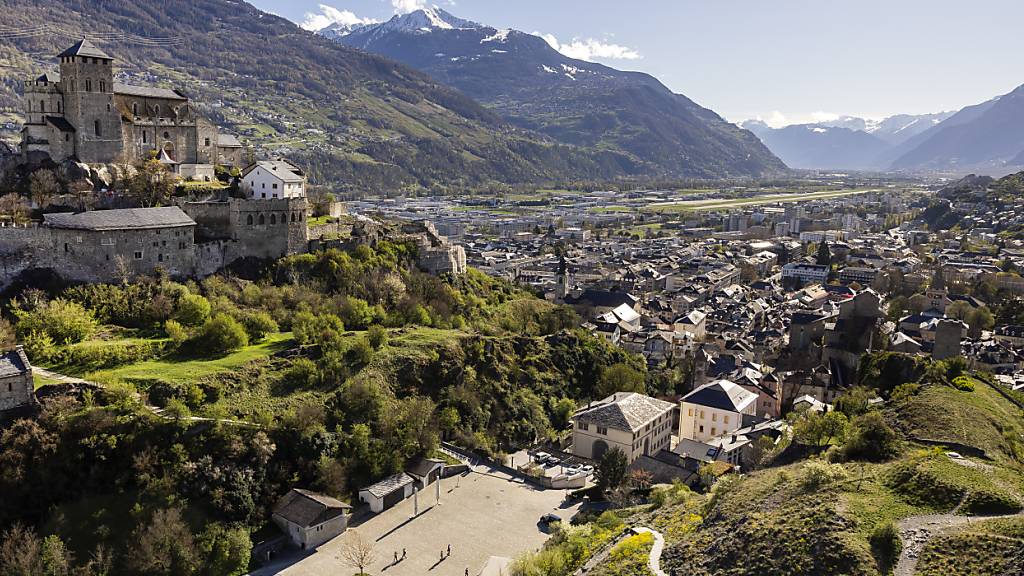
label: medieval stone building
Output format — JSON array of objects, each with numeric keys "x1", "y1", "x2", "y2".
[{"x1": 20, "y1": 39, "x2": 244, "y2": 172}]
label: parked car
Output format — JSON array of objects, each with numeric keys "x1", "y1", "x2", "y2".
[
  {"x1": 534, "y1": 452, "x2": 551, "y2": 463},
  {"x1": 946, "y1": 451, "x2": 964, "y2": 460},
  {"x1": 545, "y1": 457, "x2": 561, "y2": 467},
  {"x1": 564, "y1": 463, "x2": 583, "y2": 474},
  {"x1": 580, "y1": 465, "x2": 595, "y2": 475}
]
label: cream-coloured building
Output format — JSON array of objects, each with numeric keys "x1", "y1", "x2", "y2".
[
  {"x1": 572, "y1": 392, "x2": 676, "y2": 464},
  {"x1": 680, "y1": 379, "x2": 757, "y2": 442}
]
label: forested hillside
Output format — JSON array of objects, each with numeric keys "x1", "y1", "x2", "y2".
[{"x1": 0, "y1": 0, "x2": 645, "y2": 192}]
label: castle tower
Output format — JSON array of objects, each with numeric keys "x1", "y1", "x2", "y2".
[
  {"x1": 58, "y1": 39, "x2": 123, "y2": 163},
  {"x1": 555, "y1": 255, "x2": 571, "y2": 300}
]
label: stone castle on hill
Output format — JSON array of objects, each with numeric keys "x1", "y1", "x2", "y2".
[
  {"x1": 20, "y1": 39, "x2": 245, "y2": 177},
  {"x1": 0, "y1": 41, "x2": 468, "y2": 287}
]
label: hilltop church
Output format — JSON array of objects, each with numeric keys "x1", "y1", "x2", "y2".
[{"x1": 19, "y1": 39, "x2": 245, "y2": 175}]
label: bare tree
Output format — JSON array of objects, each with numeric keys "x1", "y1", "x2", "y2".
[
  {"x1": 0, "y1": 522, "x2": 43, "y2": 576},
  {"x1": 29, "y1": 169, "x2": 60, "y2": 209},
  {"x1": 338, "y1": 532, "x2": 377, "y2": 575},
  {"x1": 0, "y1": 193, "x2": 30, "y2": 224}
]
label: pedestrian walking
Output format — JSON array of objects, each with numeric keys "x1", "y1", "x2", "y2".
[
  {"x1": 465, "y1": 569, "x2": 469, "y2": 576},
  {"x1": 402, "y1": 548, "x2": 407, "y2": 560},
  {"x1": 447, "y1": 544, "x2": 451, "y2": 557},
  {"x1": 394, "y1": 551, "x2": 398, "y2": 564}
]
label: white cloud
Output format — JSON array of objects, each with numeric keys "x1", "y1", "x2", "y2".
[
  {"x1": 301, "y1": 4, "x2": 378, "y2": 31},
  {"x1": 537, "y1": 33, "x2": 641, "y2": 62},
  {"x1": 391, "y1": 0, "x2": 427, "y2": 13},
  {"x1": 756, "y1": 111, "x2": 788, "y2": 128},
  {"x1": 810, "y1": 111, "x2": 840, "y2": 123}
]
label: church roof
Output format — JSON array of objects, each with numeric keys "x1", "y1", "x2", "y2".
[
  {"x1": 113, "y1": 83, "x2": 187, "y2": 101},
  {"x1": 59, "y1": 39, "x2": 112, "y2": 60}
]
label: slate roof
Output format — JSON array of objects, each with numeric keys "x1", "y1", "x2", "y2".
[
  {"x1": 273, "y1": 488, "x2": 350, "y2": 528},
  {"x1": 43, "y1": 207, "x2": 195, "y2": 231},
  {"x1": 574, "y1": 392, "x2": 675, "y2": 433},
  {"x1": 114, "y1": 83, "x2": 186, "y2": 100},
  {"x1": 59, "y1": 39, "x2": 112, "y2": 60},
  {"x1": 682, "y1": 380, "x2": 757, "y2": 413},
  {"x1": 360, "y1": 472, "x2": 414, "y2": 499},
  {"x1": 0, "y1": 347, "x2": 31, "y2": 379}
]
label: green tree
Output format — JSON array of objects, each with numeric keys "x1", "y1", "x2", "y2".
[
  {"x1": 596, "y1": 363, "x2": 646, "y2": 398},
  {"x1": 198, "y1": 314, "x2": 249, "y2": 355},
  {"x1": 129, "y1": 508, "x2": 198, "y2": 575},
  {"x1": 174, "y1": 294, "x2": 211, "y2": 327},
  {"x1": 240, "y1": 310, "x2": 278, "y2": 342},
  {"x1": 14, "y1": 298, "x2": 97, "y2": 344},
  {"x1": 596, "y1": 447, "x2": 629, "y2": 492},
  {"x1": 366, "y1": 325, "x2": 388, "y2": 349},
  {"x1": 843, "y1": 411, "x2": 901, "y2": 461},
  {"x1": 816, "y1": 241, "x2": 832, "y2": 266},
  {"x1": 40, "y1": 534, "x2": 71, "y2": 576},
  {"x1": 793, "y1": 410, "x2": 849, "y2": 448},
  {"x1": 197, "y1": 524, "x2": 251, "y2": 576}
]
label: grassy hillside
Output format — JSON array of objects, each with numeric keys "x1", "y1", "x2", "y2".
[
  {"x1": 0, "y1": 0, "x2": 640, "y2": 191},
  {"x1": 552, "y1": 354, "x2": 1024, "y2": 576}
]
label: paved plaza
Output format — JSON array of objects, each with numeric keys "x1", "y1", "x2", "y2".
[{"x1": 257, "y1": 464, "x2": 580, "y2": 576}]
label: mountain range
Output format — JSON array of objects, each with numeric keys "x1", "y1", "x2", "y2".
[
  {"x1": 317, "y1": 8, "x2": 786, "y2": 179},
  {"x1": 743, "y1": 84, "x2": 1024, "y2": 174}
]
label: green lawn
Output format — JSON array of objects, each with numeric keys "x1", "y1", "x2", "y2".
[
  {"x1": 85, "y1": 332, "x2": 295, "y2": 385},
  {"x1": 33, "y1": 372, "x2": 63, "y2": 389},
  {"x1": 642, "y1": 188, "x2": 878, "y2": 213}
]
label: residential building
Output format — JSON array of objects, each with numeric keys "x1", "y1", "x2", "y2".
[
  {"x1": 241, "y1": 160, "x2": 306, "y2": 199},
  {"x1": 679, "y1": 379, "x2": 757, "y2": 442},
  {"x1": 572, "y1": 392, "x2": 675, "y2": 464},
  {"x1": 781, "y1": 263, "x2": 829, "y2": 284}
]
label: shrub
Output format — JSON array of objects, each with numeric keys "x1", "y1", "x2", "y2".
[
  {"x1": 800, "y1": 460, "x2": 849, "y2": 490},
  {"x1": 890, "y1": 382, "x2": 921, "y2": 403},
  {"x1": 961, "y1": 490, "x2": 1023, "y2": 515},
  {"x1": 197, "y1": 314, "x2": 249, "y2": 355},
  {"x1": 174, "y1": 293, "x2": 212, "y2": 327},
  {"x1": 240, "y1": 311, "x2": 278, "y2": 342},
  {"x1": 15, "y1": 299, "x2": 97, "y2": 344},
  {"x1": 22, "y1": 330, "x2": 56, "y2": 363},
  {"x1": 348, "y1": 336, "x2": 374, "y2": 366},
  {"x1": 843, "y1": 411, "x2": 901, "y2": 461},
  {"x1": 884, "y1": 456, "x2": 964, "y2": 509},
  {"x1": 951, "y1": 375, "x2": 975, "y2": 392},
  {"x1": 165, "y1": 319, "x2": 188, "y2": 345},
  {"x1": 366, "y1": 325, "x2": 388, "y2": 349},
  {"x1": 869, "y1": 521, "x2": 902, "y2": 568},
  {"x1": 283, "y1": 357, "x2": 318, "y2": 389}
]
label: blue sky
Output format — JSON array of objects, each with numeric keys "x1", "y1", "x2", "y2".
[{"x1": 252, "y1": 0, "x2": 1024, "y2": 126}]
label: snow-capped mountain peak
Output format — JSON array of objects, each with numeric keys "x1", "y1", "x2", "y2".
[{"x1": 329, "y1": 7, "x2": 480, "y2": 36}]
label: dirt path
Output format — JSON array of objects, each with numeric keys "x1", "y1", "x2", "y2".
[
  {"x1": 633, "y1": 527, "x2": 667, "y2": 576},
  {"x1": 34, "y1": 367, "x2": 261, "y2": 428},
  {"x1": 895, "y1": 511, "x2": 1023, "y2": 576}
]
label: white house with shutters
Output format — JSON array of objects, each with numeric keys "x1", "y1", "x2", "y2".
[
  {"x1": 679, "y1": 379, "x2": 757, "y2": 443},
  {"x1": 241, "y1": 160, "x2": 306, "y2": 199}
]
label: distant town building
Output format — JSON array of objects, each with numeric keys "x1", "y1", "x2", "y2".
[{"x1": 781, "y1": 263, "x2": 829, "y2": 284}]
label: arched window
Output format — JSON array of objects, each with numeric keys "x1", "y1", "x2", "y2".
[
  {"x1": 99, "y1": 81, "x2": 106, "y2": 93},
  {"x1": 163, "y1": 131, "x2": 170, "y2": 139},
  {"x1": 94, "y1": 120, "x2": 101, "y2": 137},
  {"x1": 154, "y1": 105, "x2": 160, "y2": 117},
  {"x1": 290, "y1": 213, "x2": 296, "y2": 223},
  {"x1": 85, "y1": 78, "x2": 92, "y2": 92},
  {"x1": 57, "y1": 101, "x2": 61, "y2": 113},
  {"x1": 270, "y1": 214, "x2": 276, "y2": 225},
  {"x1": 142, "y1": 131, "x2": 147, "y2": 144},
  {"x1": 39, "y1": 101, "x2": 45, "y2": 113},
  {"x1": 246, "y1": 214, "x2": 253, "y2": 225},
  {"x1": 258, "y1": 214, "x2": 265, "y2": 225},
  {"x1": 132, "y1": 103, "x2": 138, "y2": 115}
]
